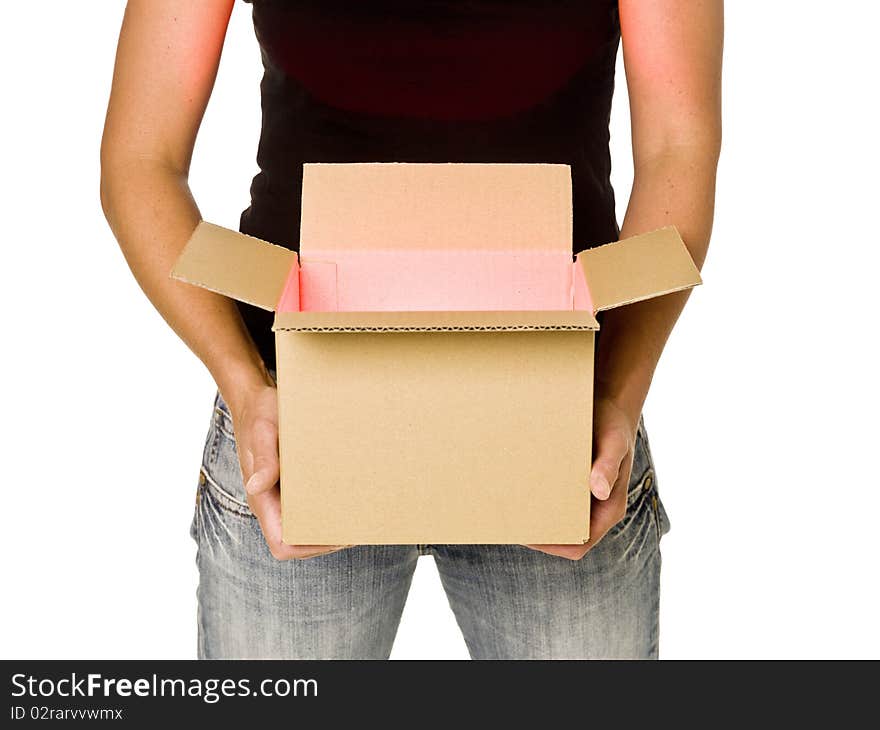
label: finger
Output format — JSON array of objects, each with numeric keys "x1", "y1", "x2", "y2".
[
  {"x1": 590, "y1": 427, "x2": 629, "y2": 500},
  {"x1": 290, "y1": 545, "x2": 348, "y2": 559},
  {"x1": 527, "y1": 460, "x2": 631, "y2": 561},
  {"x1": 582, "y1": 465, "x2": 630, "y2": 552},
  {"x1": 243, "y1": 419, "x2": 280, "y2": 496},
  {"x1": 247, "y1": 487, "x2": 343, "y2": 560},
  {"x1": 525, "y1": 543, "x2": 589, "y2": 561},
  {"x1": 247, "y1": 487, "x2": 298, "y2": 559},
  {"x1": 244, "y1": 467, "x2": 277, "y2": 497},
  {"x1": 529, "y1": 508, "x2": 617, "y2": 560}
]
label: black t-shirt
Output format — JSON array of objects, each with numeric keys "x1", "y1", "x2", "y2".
[{"x1": 239, "y1": 0, "x2": 621, "y2": 368}]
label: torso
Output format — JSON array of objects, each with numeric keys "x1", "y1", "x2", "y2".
[{"x1": 239, "y1": 0, "x2": 622, "y2": 367}]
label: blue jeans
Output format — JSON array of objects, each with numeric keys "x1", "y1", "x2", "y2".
[{"x1": 191, "y1": 392, "x2": 671, "y2": 659}]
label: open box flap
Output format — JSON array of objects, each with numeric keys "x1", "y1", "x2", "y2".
[
  {"x1": 575, "y1": 226, "x2": 701, "y2": 313},
  {"x1": 171, "y1": 222, "x2": 297, "y2": 311},
  {"x1": 272, "y1": 309, "x2": 599, "y2": 333},
  {"x1": 299, "y1": 163, "x2": 573, "y2": 254}
]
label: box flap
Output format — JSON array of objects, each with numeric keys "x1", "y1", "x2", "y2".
[
  {"x1": 171, "y1": 222, "x2": 298, "y2": 311},
  {"x1": 272, "y1": 309, "x2": 598, "y2": 332},
  {"x1": 574, "y1": 226, "x2": 701, "y2": 313},
  {"x1": 299, "y1": 163, "x2": 573, "y2": 254}
]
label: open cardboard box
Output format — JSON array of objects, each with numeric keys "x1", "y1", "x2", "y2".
[{"x1": 172, "y1": 163, "x2": 700, "y2": 545}]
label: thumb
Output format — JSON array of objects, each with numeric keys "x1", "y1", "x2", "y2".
[
  {"x1": 244, "y1": 421, "x2": 280, "y2": 496},
  {"x1": 590, "y1": 427, "x2": 628, "y2": 501},
  {"x1": 245, "y1": 456, "x2": 279, "y2": 496}
]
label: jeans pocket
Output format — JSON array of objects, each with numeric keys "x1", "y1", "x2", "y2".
[
  {"x1": 192, "y1": 395, "x2": 254, "y2": 548},
  {"x1": 641, "y1": 471, "x2": 671, "y2": 542},
  {"x1": 634, "y1": 418, "x2": 670, "y2": 540},
  {"x1": 191, "y1": 407, "x2": 219, "y2": 546},
  {"x1": 201, "y1": 393, "x2": 251, "y2": 508},
  {"x1": 608, "y1": 467, "x2": 655, "y2": 538},
  {"x1": 199, "y1": 469, "x2": 254, "y2": 519}
]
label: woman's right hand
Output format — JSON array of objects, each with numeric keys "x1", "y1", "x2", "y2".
[{"x1": 229, "y1": 382, "x2": 343, "y2": 560}]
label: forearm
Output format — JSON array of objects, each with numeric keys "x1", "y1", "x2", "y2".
[
  {"x1": 100, "y1": 158, "x2": 273, "y2": 411},
  {"x1": 595, "y1": 146, "x2": 718, "y2": 422}
]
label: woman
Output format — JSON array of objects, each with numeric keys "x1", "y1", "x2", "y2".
[{"x1": 101, "y1": 0, "x2": 722, "y2": 659}]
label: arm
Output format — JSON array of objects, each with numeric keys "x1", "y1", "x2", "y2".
[
  {"x1": 100, "y1": 0, "x2": 268, "y2": 407},
  {"x1": 598, "y1": 0, "x2": 722, "y2": 417},
  {"x1": 101, "y1": 0, "x2": 333, "y2": 560},
  {"x1": 534, "y1": 0, "x2": 723, "y2": 559}
]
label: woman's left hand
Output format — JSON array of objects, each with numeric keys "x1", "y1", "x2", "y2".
[{"x1": 527, "y1": 397, "x2": 638, "y2": 560}]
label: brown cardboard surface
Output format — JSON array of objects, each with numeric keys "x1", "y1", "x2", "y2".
[
  {"x1": 299, "y1": 163, "x2": 573, "y2": 253},
  {"x1": 171, "y1": 222, "x2": 297, "y2": 311},
  {"x1": 272, "y1": 309, "x2": 599, "y2": 332},
  {"x1": 169, "y1": 164, "x2": 701, "y2": 545},
  {"x1": 575, "y1": 226, "x2": 702, "y2": 312},
  {"x1": 276, "y1": 329, "x2": 593, "y2": 545}
]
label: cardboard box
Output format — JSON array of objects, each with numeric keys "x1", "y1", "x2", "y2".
[{"x1": 172, "y1": 163, "x2": 700, "y2": 545}]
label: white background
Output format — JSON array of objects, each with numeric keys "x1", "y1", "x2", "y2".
[{"x1": 1, "y1": 2, "x2": 878, "y2": 659}]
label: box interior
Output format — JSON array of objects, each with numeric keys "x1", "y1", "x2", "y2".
[
  {"x1": 273, "y1": 162, "x2": 595, "y2": 318},
  {"x1": 276, "y1": 250, "x2": 593, "y2": 314}
]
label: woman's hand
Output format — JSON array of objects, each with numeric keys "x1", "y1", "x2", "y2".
[
  {"x1": 527, "y1": 397, "x2": 638, "y2": 561},
  {"x1": 229, "y1": 382, "x2": 344, "y2": 560}
]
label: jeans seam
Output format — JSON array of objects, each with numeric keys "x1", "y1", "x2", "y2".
[
  {"x1": 213, "y1": 407, "x2": 235, "y2": 438},
  {"x1": 214, "y1": 421, "x2": 235, "y2": 441},
  {"x1": 207, "y1": 422, "x2": 220, "y2": 466},
  {"x1": 199, "y1": 468, "x2": 254, "y2": 517},
  {"x1": 650, "y1": 492, "x2": 662, "y2": 544}
]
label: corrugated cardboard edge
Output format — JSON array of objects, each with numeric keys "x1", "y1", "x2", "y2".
[
  {"x1": 170, "y1": 221, "x2": 298, "y2": 312},
  {"x1": 575, "y1": 226, "x2": 702, "y2": 313},
  {"x1": 272, "y1": 309, "x2": 599, "y2": 332}
]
